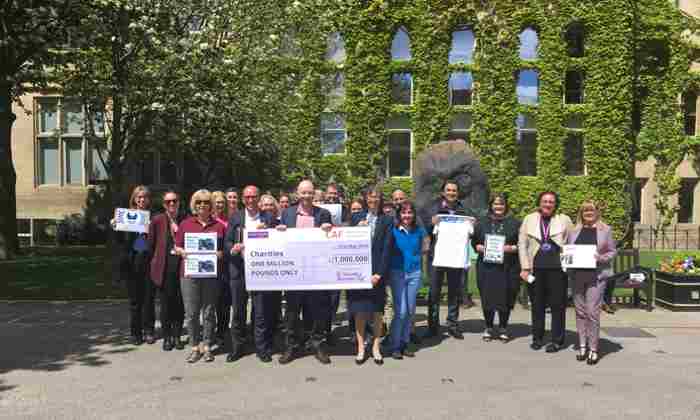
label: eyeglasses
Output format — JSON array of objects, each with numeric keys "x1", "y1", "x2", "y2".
[{"x1": 164, "y1": 199, "x2": 178, "y2": 204}]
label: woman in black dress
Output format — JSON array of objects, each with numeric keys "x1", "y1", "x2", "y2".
[
  {"x1": 347, "y1": 186, "x2": 393, "y2": 365},
  {"x1": 472, "y1": 193, "x2": 521, "y2": 342}
]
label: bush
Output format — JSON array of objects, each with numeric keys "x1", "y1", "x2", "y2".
[{"x1": 57, "y1": 214, "x2": 108, "y2": 246}]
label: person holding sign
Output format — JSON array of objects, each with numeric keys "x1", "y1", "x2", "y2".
[
  {"x1": 112, "y1": 185, "x2": 156, "y2": 346},
  {"x1": 518, "y1": 191, "x2": 573, "y2": 353},
  {"x1": 148, "y1": 190, "x2": 185, "y2": 351},
  {"x1": 567, "y1": 200, "x2": 617, "y2": 365},
  {"x1": 472, "y1": 193, "x2": 521, "y2": 342},
  {"x1": 276, "y1": 180, "x2": 334, "y2": 365},
  {"x1": 174, "y1": 190, "x2": 226, "y2": 363}
]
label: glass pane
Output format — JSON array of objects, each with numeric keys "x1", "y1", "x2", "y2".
[
  {"x1": 325, "y1": 32, "x2": 346, "y2": 63},
  {"x1": 517, "y1": 132, "x2": 537, "y2": 176},
  {"x1": 17, "y1": 219, "x2": 31, "y2": 234},
  {"x1": 566, "y1": 23, "x2": 584, "y2": 57},
  {"x1": 321, "y1": 113, "x2": 345, "y2": 131},
  {"x1": 63, "y1": 102, "x2": 84, "y2": 134},
  {"x1": 391, "y1": 27, "x2": 411, "y2": 61},
  {"x1": 565, "y1": 71, "x2": 584, "y2": 104},
  {"x1": 64, "y1": 139, "x2": 83, "y2": 184},
  {"x1": 388, "y1": 132, "x2": 411, "y2": 177},
  {"x1": 391, "y1": 73, "x2": 412, "y2": 105},
  {"x1": 684, "y1": 92, "x2": 697, "y2": 136},
  {"x1": 565, "y1": 132, "x2": 585, "y2": 175},
  {"x1": 516, "y1": 113, "x2": 536, "y2": 130},
  {"x1": 449, "y1": 72, "x2": 473, "y2": 105},
  {"x1": 89, "y1": 142, "x2": 108, "y2": 182},
  {"x1": 517, "y1": 70, "x2": 539, "y2": 105},
  {"x1": 160, "y1": 156, "x2": 178, "y2": 185},
  {"x1": 678, "y1": 179, "x2": 697, "y2": 223},
  {"x1": 39, "y1": 101, "x2": 58, "y2": 133},
  {"x1": 449, "y1": 28, "x2": 475, "y2": 64},
  {"x1": 519, "y1": 28, "x2": 539, "y2": 60},
  {"x1": 40, "y1": 140, "x2": 59, "y2": 184},
  {"x1": 321, "y1": 131, "x2": 346, "y2": 155},
  {"x1": 323, "y1": 72, "x2": 345, "y2": 109},
  {"x1": 564, "y1": 114, "x2": 583, "y2": 129},
  {"x1": 450, "y1": 112, "x2": 472, "y2": 130},
  {"x1": 386, "y1": 114, "x2": 410, "y2": 130}
]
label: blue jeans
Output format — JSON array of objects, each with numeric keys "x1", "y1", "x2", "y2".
[{"x1": 390, "y1": 270, "x2": 421, "y2": 352}]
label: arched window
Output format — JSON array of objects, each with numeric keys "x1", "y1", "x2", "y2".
[
  {"x1": 325, "y1": 32, "x2": 346, "y2": 63},
  {"x1": 565, "y1": 23, "x2": 584, "y2": 57},
  {"x1": 391, "y1": 26, "x2": 412, "y2": 61},
  {"x1": 449, "y1": 27, "x2": 475, "y2": 64},
  {"x1": 519, "y1": 27, "x2": 539, "y2": 60},
  {"x1": 517, "y1": 70, "x2": 539, "y2": 105}
]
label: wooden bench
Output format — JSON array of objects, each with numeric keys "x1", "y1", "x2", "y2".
[{"x1": 609, "y1": 249, "x2": 653, "y2": 312}]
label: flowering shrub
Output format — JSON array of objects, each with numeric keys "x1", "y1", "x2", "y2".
[{"x1": 659, "y1": 252, "x2": 700, "y2": 275}]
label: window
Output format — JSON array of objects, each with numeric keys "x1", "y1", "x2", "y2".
[
  {"x1": 519, "y1": 27, "x2": 539, "y2": 60},
  {"x1": 565, "y1": 71, "x2": 584, "y2": 104},
  {"x1": 516, "y1": 113, "x2": 537, "y2": 176},
  {"x1": 386, "y1": 115, "x2": 412, "y2": 177},
  {"x1": 449, "y1": 72, "x2": 473, "y2": 105},
  {"x1": 391, "y1": 72, "x2": 413, "y2": 105},
  {"x1": 325, "y1": 32, "x2": 346, "y2": 63},
  {"x1": 565, "y1": 23, "x2": 584, "y2": 57},
  {"x1": 320, "y1": 113, "x2": 347, "y2": 155},
  {"x1": 448, "y1": 112, "x2": 472, "y2": 142},
  {"x1": 88, "y1": 142, "x2": 108, "y2": 183},
  {"x1": 631, "y1": 179, "x2": 645, "y2": 223},
  {"x1": 565, "y1": 132, "x2": 584, "y2": 175},
  {"x1": 517, "y1": 70, "x2": 539, "y2": 105},
  {"x1": 36, "y1": 98, "x2": 106, "y2": 186},
  {"x1": 683, "y1": 91, "x2": 697, "y2": 136},
  {"x1": 678, "y1": 179, "x2": 697, "y2": 223},
  {"x1": 322, "y1": 72, "x2": 345, "y2": 109},
  {"x1": 391, "y1": 27, "x2": 411, "y2": 61},
  {"x1": 449, "y1": 27, "x2": 475, "y2": 64}
]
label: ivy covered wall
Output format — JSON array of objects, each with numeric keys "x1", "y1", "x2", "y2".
[{"x1": 279, "y1": 0, "x2": 696, "y2": 238}]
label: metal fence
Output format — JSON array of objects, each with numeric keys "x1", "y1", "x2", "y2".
[{"x1": 634, "y1": 225, "x2": 700, "y2": 250}]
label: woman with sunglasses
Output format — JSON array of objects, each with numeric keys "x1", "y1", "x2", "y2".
[
  {"x1": 174, "y1": 190, "x2": 226, "y2": 363},
  {"x1": 149, "y1": 190, "x2": 185, "y2": 351}
]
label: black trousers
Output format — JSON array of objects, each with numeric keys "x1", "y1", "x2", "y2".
[
  {"x1": 126, "y1": 254, "x2": 156, "y2": 337},
  {"x1": 159, "y1": 266, "x2": 184, "y2": 337},
  {"x1": 483, "y1": 309, "x2": 510, "y2": 329},
  {"x1": 284, "y1": 291, "x2": 330, "y2": 351},
  {"x1": 429, "y1": 266, "x2": 463, "y2": 329},
  {"x1": 216, "y1": 279, "x2": 231, "y2": 338},
  {"x1": 229, "y1": 274, "x2": 249, "y2": 351},
  {"x1": 253, "y1": 291, "x2": 281, "y2": 355},
  {"x1": 529, "y1": 268, "x2": 567, "y2": 345}
]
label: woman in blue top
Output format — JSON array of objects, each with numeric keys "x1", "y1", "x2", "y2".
[{"x1": 389, "y1": 201, "x2": 429, "y2": 360}]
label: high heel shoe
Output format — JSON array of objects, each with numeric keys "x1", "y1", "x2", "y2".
[
  {"x1": 355, "y1": 351, "x2": 367, "y2": 365},
  {"x1": 372, "y1": 347, "x2": 383, "y2": 365},
  {"x1": 587, "y1": 351, "x2": 599, "y2": 365},
  {"x1": 576, "y1": 347, "x2": 588, "y2": 362}
]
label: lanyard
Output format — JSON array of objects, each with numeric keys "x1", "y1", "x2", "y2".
[{"x1": 540, "y1": 217, "x2": 551, "y2": 243}]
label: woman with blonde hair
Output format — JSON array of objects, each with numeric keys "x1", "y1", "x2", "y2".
[
  {"x1": 259, "y1": 194, "x2": 281, "y2": 222},
  {"x1": 112, "y1": 185, "x2": 156, "y2": 345},
  {"x1": 567, "y1": 200, "x2": 617, "y2": 365},
  {"x1": 174, "y1": 189, "x2": 227, "y2": 363}
]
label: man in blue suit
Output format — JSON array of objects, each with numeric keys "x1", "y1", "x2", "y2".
[
  {"x1": 224, "y1": 185, "x2": 279, "y2": 363},
  {"x1": 277, "y1": 180, "x2": 333, "y2": 365}
]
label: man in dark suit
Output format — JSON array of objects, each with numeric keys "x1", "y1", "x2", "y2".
[
  {"x1": 224, "y1": 185, "x2": 279, "y2": 363},
  {"x1": 277, "y1": 179, "x2": 333, "y2": 365}
]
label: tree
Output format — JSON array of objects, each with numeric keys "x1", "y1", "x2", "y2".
[{"x1": 0, "y1": 1, "x2": 77, "y2": 259}]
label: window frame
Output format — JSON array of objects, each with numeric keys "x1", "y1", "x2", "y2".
[
  {"x1": 678, "y1": 178, "x2": 698, "y2": 224},
  {"x1": 449, "y1": 26, "x2": 476, "y2": 65},
  {"x1": 320, "y1": 112, "x2": 348, "y2": 156},
  {"x1": 386, "y1": 116, "x2": 413, "y2": 178},
  {"x1": 391, "y1": 72, "x2": 414, "y2": 105},
  {"x1": 516, "y1": 113, "x2": 537, "y2": 176},
  {"x1": 516, "y1": 69, "x2": 540, "y2": 105},
  {"x1": 448, "y1": 71, "x2": 473, "y2": 106}
]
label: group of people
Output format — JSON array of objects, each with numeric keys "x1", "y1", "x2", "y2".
[{"x1": 114, "y1": 179, "x2": 617, "y2": 367}]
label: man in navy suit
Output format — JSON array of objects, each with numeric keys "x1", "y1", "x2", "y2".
[
  {"x1": 224, "y1": 185, "x2": 279, "y2": 363},
  {"x1": 277, "y1": 180, "x2": 333, "y2": 365}
]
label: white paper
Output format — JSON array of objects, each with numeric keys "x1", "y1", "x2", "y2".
[
  {"x1": 184, "y1": 254, "x2": 218, "y2": 278},
  {"x1": 320, "y1": 204, "x2": 343, "y2": 226},
  {"x1": 114, "y1": 208, "x2": 150, "y2": 233},
  {"x1": 484, "y1": 234, "x2": 506, "y2": 264},
  {"x1": 432, "y1": 215, "x2": 474, "y2": 269},
  {"x1": 560, "y1": 245, "x2": 597, "y2": 269},
  {"x1": 184, "y1": 232, "x2": 218, "y2": 254}
]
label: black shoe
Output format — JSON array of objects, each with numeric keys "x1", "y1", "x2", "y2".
[
  {"x1": 391, "y1": 351, "x2": 403, "y2": 360},
  {"x1": 162, "y1": 337, "x2": 174, "y2": 352},
  {"x1": 530, "y1": 340, "x2": 543, "y2": 351},
  {"x1": 545, "y1": 343, "x2": 562, "y2": 353},
  {"x1": 410, "y1": 333, "x2": 422, "y2": 345},
  {"x1": 315, "y1": 347, "x2": 331, "y2": 365},
  {"x1": 587, "y1": 351, "x2": 599, "y2": 365},
  {"x1": 226, "y1": 347, "x2": 243, "y2": 363},
  {"x1": 448, "y1": 327, "x2": 464, "y2": 340},
  {"x1": 130, "y1": 335, "x2": 144, "y2": 346},
  {"x1": 257, "y1": 353, "x2": 272, "y2": 363},
  {"x1": 278, "y1": 349, "x2": 296, "y2": 365},
  {"x1": 576, "y1": 348, "x2": 588, "y2": 362}
]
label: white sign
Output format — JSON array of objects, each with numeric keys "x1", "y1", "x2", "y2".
[
  {"x1": 432, "y1": 215, "x2": 474, "y2": 269},
  {"x1": 114, "y1": 208, "x2": 150, "y2": 233},
  {"x1": 561, "y1": 245, "x2": 597, "y2": 269},
  {"x1": 184, "y1": 232, "x2": 217, "y2": 254},
  {"x1": 320, "y1": 204, "x2": 343, "y2": 226},
  {"x1": 184, "y1": 232, "x2": 218, "y2": 278},
  {"x1": 244, "y1": 226, "x2": 372, "y2": 291},
  {"x1": 484, "y1": 234, "x2": 506, "y2": 264}
]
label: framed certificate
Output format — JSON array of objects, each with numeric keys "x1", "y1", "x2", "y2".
[
  {"x1": 484, "y1": 234, "x2": 506, "y2": 264},
  {"x1": 114, "y1": 208, "x2": 150, "y2": 233},
  {"x1": 184, "y1": 232, "x2": 217, "y2": 253},
  {"x1": 184, "y1": 254, "x2": 218, "y2": 278}
]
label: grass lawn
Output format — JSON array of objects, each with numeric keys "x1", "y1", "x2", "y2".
[{"x1": 1, "y1": 246, "x2": 125, "y2": 300}]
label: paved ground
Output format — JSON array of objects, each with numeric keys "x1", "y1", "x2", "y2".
[{"x1": 1, "y1": 301, "x2": 700, "y2": 420}]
